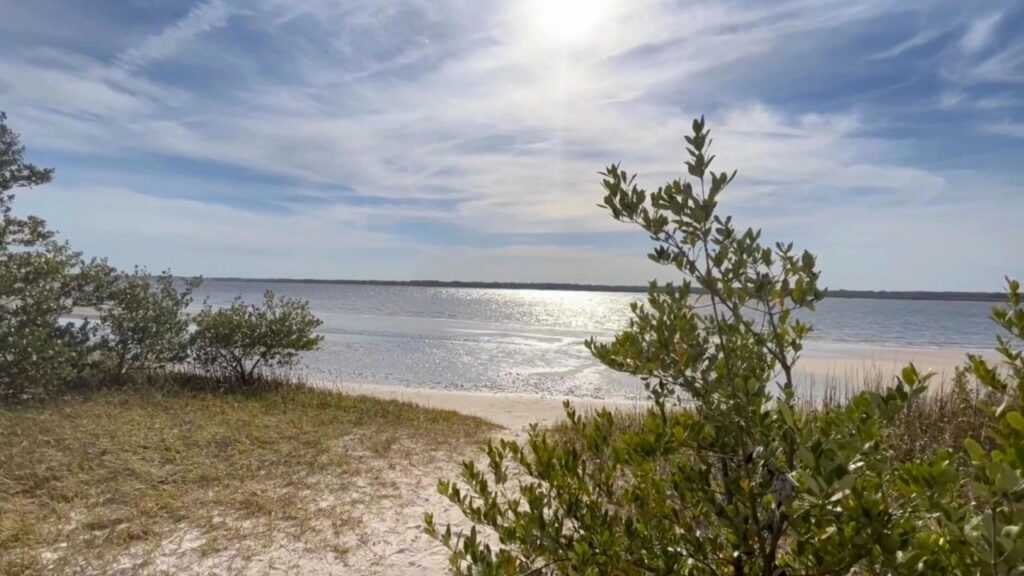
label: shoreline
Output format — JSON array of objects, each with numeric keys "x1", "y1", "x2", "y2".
[
  {"x1": 321, "y1": 380, "x2": 646, "y2": 434},
  {"x1": 312, "y1": 343, "x2": 990, "y2": 431}
]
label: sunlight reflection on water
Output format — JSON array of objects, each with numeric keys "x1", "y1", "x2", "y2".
[{"x1": 194, "y1": 281, "x2": 996, "y2": 399}]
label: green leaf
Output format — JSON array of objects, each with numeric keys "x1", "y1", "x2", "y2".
[
  {"x1": 835, "y1": 473, "x2": 857, "y2": 492},
  {"x1": 1006, "y1": 411, "x2": 1024, "y2": 433},
  {"x1": 778, "y1": 402, "x2": 796, "y2": 429},
  {"x1": 965, "y1": 438, "x2": 986, "y2": 464},
  {"x1": 900, "y1": 364, "x2": 919, "y2": 386},
  {"x1": 797, "y1": 447, "x2": 816, "y2": 469}
]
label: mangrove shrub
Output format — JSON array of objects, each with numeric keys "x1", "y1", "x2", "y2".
[{"x1": 427, "y1": 118, "x2": 1020, "y2": 575}]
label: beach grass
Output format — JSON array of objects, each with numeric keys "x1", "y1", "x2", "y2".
[
  {"x1": 0, "y1": 378, "x2": 494, "y2": 574},
  {"x1": 552, "y1": 374, "x2": 991, "y2": 464}
]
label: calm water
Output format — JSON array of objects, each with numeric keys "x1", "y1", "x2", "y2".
[{"x1": 193, "y1": 281, "x2": 998, "y2": 399}]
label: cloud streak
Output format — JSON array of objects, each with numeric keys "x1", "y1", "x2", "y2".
[
  {"x1": 959, "y1": 12, "x2": 1002, "y2": 54},
  {"x1": 116, "y1": 0, "x2": 233, "y2": 69}
]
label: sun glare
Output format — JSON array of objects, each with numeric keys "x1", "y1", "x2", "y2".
[{"x1": 532, "y1": 0, "x2": 609, "y2": 44}]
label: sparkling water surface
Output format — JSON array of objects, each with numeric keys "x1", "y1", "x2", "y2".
[{"x1": 194, "y1": 281, "x2": 997, "y2": 399}]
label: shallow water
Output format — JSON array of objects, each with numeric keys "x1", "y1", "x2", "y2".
[{"x1": 191, "y1": 281, "x2": 998, "y2": 399}]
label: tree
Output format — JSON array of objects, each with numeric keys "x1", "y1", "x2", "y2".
[
  {"x1": 97, "y1": 268, "x2": 202, "y2": 376},
  {"x1": 427, "y1": 117, "x2": 964, "y2": 574},
  {"x1": 0, "y1": 112, "x2": 108, "y2": 398},
  {"x1": 190, "y1": 290, "x2": 323, "y2": 386}
]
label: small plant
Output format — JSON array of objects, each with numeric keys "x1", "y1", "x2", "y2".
[
  {"x1": 191, "y1": 290, "x2": 324, "y2": 386},
  {"x1": 97, "y1": 268, "x2": 202, "y2": 376}
]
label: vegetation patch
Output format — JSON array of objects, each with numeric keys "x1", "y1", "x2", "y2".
[
  {"x1": 0, "y1": 379, "x2": 494, "y2": 574},
  {"x1": 428, "y1": 117, "x2": 1024, "y2": 575}
]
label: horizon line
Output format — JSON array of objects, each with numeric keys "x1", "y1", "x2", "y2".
[{"x1": 192, "y1": 277, "x2": 1005, "y2": 302}]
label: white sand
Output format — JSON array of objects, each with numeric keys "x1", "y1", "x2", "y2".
[
  {"x1": 797, "y1": 342, "x2": 985, "y2": 378},
  {"x1": 334, "y1": 381, "x2": 647, "y2": 433}
]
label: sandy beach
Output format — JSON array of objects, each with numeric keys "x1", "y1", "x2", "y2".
[{"x1": 794, "y1": 341, "x2": 987, "y2": 385}]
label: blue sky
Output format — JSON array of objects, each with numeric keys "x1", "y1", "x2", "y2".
[{"x1": 1, "y1": 0, "x2": 1022, "y2": 290}]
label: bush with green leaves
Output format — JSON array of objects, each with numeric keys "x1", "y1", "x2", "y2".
[
  {"x1": 190, "y1": 290, "x2": 324, "y2": 386},
  {"x1": 96, "y1": 268, "x2": 202, "y2": 376},
  {"x1": 0, "y1": 112, "x2": 109, "y2": 398},
  {"x1": 941, "y1": 278, "x2": 1024, "y2": 572},
  {"x1": 426, "y1": 118, "x2": 1018, "y2": 575},
  {"x1": 0, "y1": 111, "x2": 326, "y2": 398}
]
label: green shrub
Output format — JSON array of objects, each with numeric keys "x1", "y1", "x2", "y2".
[
  {"x1": 949, "y1": 278, "x2": 1024, "y2": 572},
  {"x1": 0, "y1": 112, "x2": 109, "y2": 399},
  {"x1": 1, "y1": 113, "x2": 325, "y2": 398},
  {"x1": 190, "y1": 290, "x2": 324, "y2": 386},
  {"x1": 426, "y1": 118, "x2": 1011, "y2": 575},
  {"x1": 96, "y1": 268, "x2": 202, "y2": 376}
]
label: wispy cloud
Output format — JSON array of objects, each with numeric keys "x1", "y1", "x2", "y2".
[
  {"x1": 941, "y1": 7, "x2": 1024, "y2": 88},
  {"x1": 972, "y1": 41, "x2": 1024, "y2": 83},
  {"x1": 959, "y1": 12, "x2": 1002, "y2": 54},
  {"x1": 116, "y1": 0, "x2": 233, "y2": 69},
  {"x1": 1, "y1": 0, "x2": 1021, "y2": 290},
  {"x1": 867, "y1": 28, "x2": 945, "y2": 61},
  {"x1": 985, "y1": 121, "x2": 1024, "y2": 139}
]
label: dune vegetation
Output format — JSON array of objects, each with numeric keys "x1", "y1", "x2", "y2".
[{"x1": 0, "y1": 374, "x2": 493, "y2": 574}]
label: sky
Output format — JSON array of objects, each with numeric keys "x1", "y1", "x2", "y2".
[{"x1": 1, "y1": 0, "x2": 1022, "y2": 291}]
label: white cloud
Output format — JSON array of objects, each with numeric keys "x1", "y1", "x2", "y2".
[
  {"x1": 942, "y1": 8, "x2": 1023, "y2": 88},
  {"x1": 985, "y1": 121, "x2": 1024, "y2": 139},
  {"x1": 4, "y1": 0, "x2": 943, "y2": 218},
  {"x1": 972, "y1": 41, "x2": 1024, "y2": 83},
  {"x1": 0, "y1": 57, "x2": 155, "y2": 119},
  {"x1": 16, "y1": 185, "x2": 405, "y2": 276},
  {"x1": 959, "y1": 12, "x2": 1001, "y2": 55},
  {"x1": 116, "y1": 0, "x2": 233, "y2": 69},
  {"x1": 867, "y1": 28, "x2": 945, "y2": 61},
  {"x1": 710, "y1": 105, "x2": 944, "y2": 204},
  {"x1": 15, "y1": 183, "x2": 663, "y2": 283}
]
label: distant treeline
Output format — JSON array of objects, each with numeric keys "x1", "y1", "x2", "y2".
[{"x1": 203, "y1": 278, "x2": 1005, "y2": 302}]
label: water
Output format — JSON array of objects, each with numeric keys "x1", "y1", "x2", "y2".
[{"x1": 192, "y1": 280, "x2": 998, "y2": 399}]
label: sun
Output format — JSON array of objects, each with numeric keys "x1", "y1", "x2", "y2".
[{"x1": 532, "y1": 0, "x2": 610, "y2": 45}]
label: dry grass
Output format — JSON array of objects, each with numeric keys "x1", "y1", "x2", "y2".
[
  {"x1": 0, "y1": 380, "x2": 494, "y2": 574},
  {"x1": 553, "y1": 372, "x2": 992, "y2": 464},
  {"x1": 799, "y1": 369, "x2": 991, "y2": 460}
]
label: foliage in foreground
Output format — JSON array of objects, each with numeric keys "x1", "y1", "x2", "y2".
[
  {"x1": 955, "y1": 280, "x2": 1024, "y2": 571},
  {"x1": 428, "y1": 118, "x2": 1024, "y2": 574}
]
